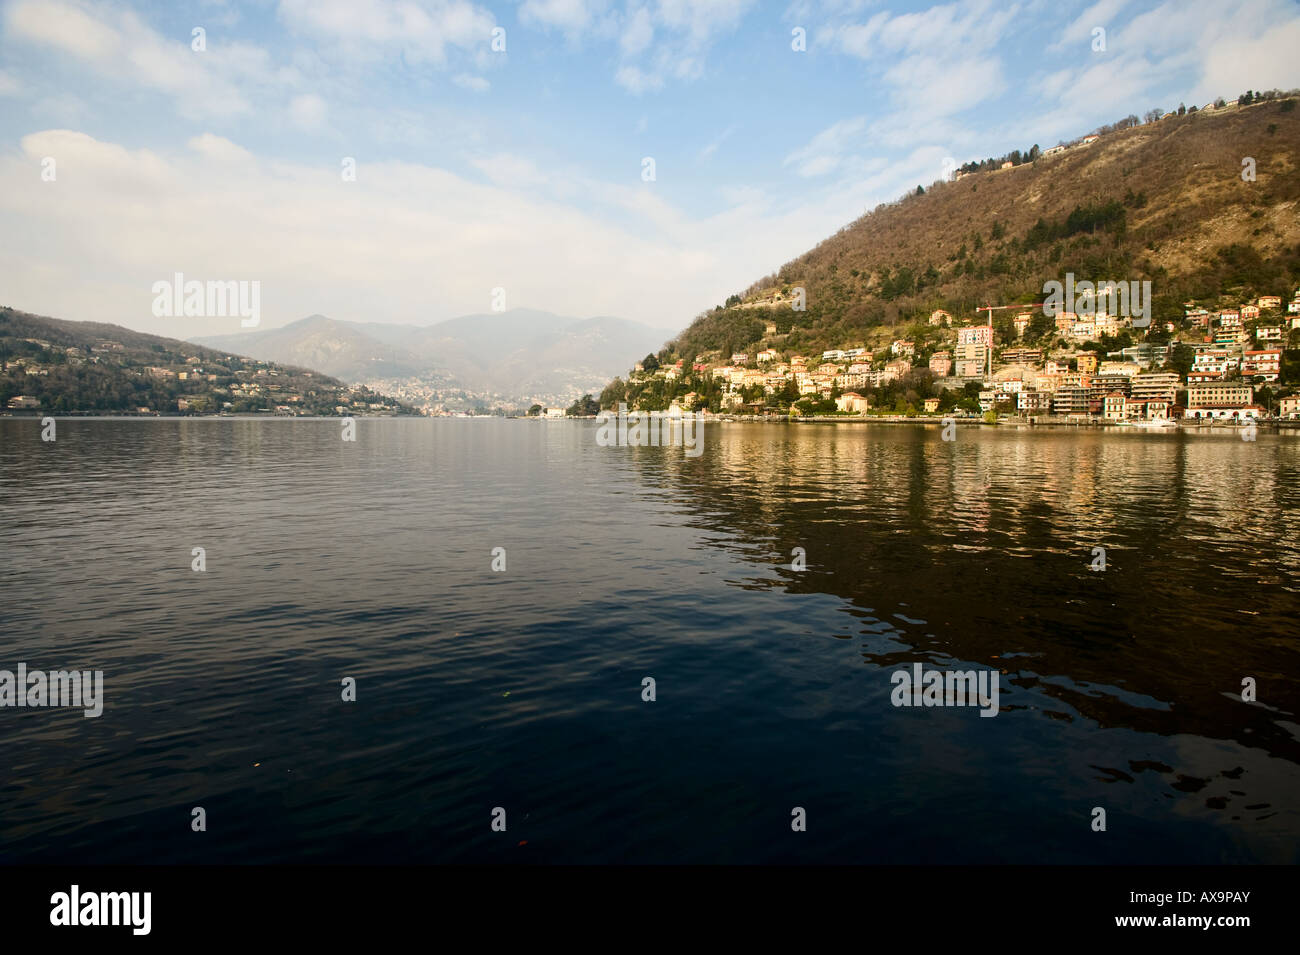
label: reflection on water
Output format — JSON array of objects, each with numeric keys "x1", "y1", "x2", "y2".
[{"x1": 1, "y1": 418, "x2": 1297, "y2": 863}]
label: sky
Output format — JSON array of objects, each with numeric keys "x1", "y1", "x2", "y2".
[{"x1": 1, "y1": 0, "x2": 1298, "y2": 340}]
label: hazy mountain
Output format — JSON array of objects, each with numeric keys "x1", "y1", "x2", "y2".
[{"x1": 191, "y1": 309, "x2": 666, "y2": 402}]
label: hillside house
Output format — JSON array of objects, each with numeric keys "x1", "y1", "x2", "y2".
[
  {"x1": 1017, "y1": 391, "x2": 1052, "y2": 413},
  {"x1": 957, "y1": 325, "x2": 994, "y2": 347},
  {"x1": 836, "y1": 392, "x2": 872, "y2": 414},
  {"x1": 1242, "y1": 350, "x2": 1282, "y2": 381}
]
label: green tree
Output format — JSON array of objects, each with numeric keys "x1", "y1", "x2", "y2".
[
  {"x1": 566, "y1": 394, "x2": 599, "y2": 416},
  {"x1": 600, "y1": 377, "x2": 627, "y2": 409},
  {"x1": 1164, "y1": 343, "x2": 1195, "y2": 376}
]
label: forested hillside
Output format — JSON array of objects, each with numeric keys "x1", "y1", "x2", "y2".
[{"x1": 605, "y1": 91, "x2": 1300, "y2": 413}]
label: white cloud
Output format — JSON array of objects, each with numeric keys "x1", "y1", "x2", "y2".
[
  {"x1": 829, "y1": 0, "x2": 1021, "y2": 58},
  {"x1": 784, "y1": 116, "x2": 867, "y2": 177},
  {"x1": 1018, "y1": 0, "x2": 1300, "y2": 142},
  {"x1": 816, "y1": 0, "x2": 1018, "y2": 133},
  {"x1": 0, "y1": 71, "x2": 19, "y2": 96},
  {"x1": 6, "y1": 0, "x2": 119, "y2": 60},
  {"x1": 469, "y1": 152, "x2": 548, "y2": 186},
  {"x1": 1117, "y1": 0, "x2": 1300, "y2": 105},
  {"x1": 3, "y1": 0, "x2": 287, "y2": 118},
  {"x1": 452, "y1": 73, "x2": 490, "y2": 92},
  {"x1": 0, "y1": 128, "x2": 853, "y2": 336},
  {"x1": 882, "y1": 55, "x2": 1004, "y2": 116},
  {"x1": 186, "y1": 132, "x2": 253, "y2": 162},
  {"x1": 277, "y1": 0, "x2": 497, "y2": 66},
  {"x1": 288, "y1": 93, "x2": 328, "y2": 128},
  {"x1": 1049, "y1": 0, "x2": 1130, "y2": 53},
  {"x1": 518, "y1": 0, "x2": 757, "y2": 92},
  {"x1": 519, "y1": 0, "x2": 612, "y2": 38},
  {"x1": 620, "y1": 5, "x2": 654, "y2": 55},
  {"x1": 614, "y1": 65, "x2": 664, "y2": 94}
]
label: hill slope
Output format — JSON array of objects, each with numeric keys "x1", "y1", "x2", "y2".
[
  {"x1": 636, "y1": 97, "x2": 1300, "y2": 374},
  {"x1": 0, "y1": 307, "x2": 409, "y2": 415}
]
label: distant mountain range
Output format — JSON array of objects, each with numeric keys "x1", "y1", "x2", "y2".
[{"x1": 191, "y1": 309, "x2": 667, "y2": 405}]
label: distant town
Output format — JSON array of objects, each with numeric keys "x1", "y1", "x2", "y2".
[
  {"x1": 593, "y1": 288, "x2": 1300, "y2": 425},
  {"x1": 0, "y1": 308, "x2": 408, "y2": 417}
]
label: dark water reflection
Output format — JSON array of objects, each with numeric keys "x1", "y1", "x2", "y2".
[{"x1": 1, "y1": 418, "x2": 1297, "y2": 863}]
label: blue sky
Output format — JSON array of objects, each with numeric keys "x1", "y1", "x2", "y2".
[{"x1": 1, "y1": 0, "x2": 1298, "y2": 338}]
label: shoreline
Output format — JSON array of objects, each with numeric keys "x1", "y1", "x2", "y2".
[
  {"x1": 5, "y1": 412, "x2": 1296, "y2": 431},
  {"x1": 705, "y1": 414, "x2": 1298, "y2": 431}
]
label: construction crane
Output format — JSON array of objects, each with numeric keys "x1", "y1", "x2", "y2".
[{"x1": 975, "y1": 302, "x2": 1047, "y2": 379}]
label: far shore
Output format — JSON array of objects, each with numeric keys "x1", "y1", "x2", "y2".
[{"x1": 4, "y1": 411, "x2": 1297, "y2": 431}]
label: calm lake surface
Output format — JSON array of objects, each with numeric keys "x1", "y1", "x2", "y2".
[{"x1": 1, "y1": 417, "x2": 1298, "y2": 864}]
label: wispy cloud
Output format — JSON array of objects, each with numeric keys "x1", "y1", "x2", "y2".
[
  {"x1": 784, "y1": 116, "x2": 867, "y2": 177},
  {"x1": 277, "y1": 0, "x2": 497, "y2": 66},
  {"x1": 452, "y1": 72, "x2": 490, "y2": 92},
  {"x1": 5, "y1": 0, "x2": 269, "y2": 116}
]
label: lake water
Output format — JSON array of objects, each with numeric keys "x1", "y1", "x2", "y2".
[{"x1": 1, "y1": 417, "x2": 1298, "y2": 864}]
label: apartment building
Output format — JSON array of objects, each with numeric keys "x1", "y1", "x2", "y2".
[
  {"x1": 1130, "y1": 372, "x2": 1180, "y2": 405},
  {"x1": 1186, "y1": 381, "x2": 1253, "y2": 408}
]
